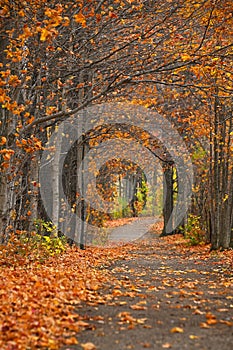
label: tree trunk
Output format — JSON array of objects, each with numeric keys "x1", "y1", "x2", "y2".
[
  {"x1": 0, "y1": 175, "x2": 7, "y2": 243},
  {"x1": 161, "y1": 165, "x2": 174, "y2": 236},
  {"x1": 28, "y1": 154, "x2": 39, "y2": 232},
  {"x1": 152, "y1": 167, "x2": 158, "y2": 216},
  {"x1": 51, "y1": 125, "x2": 64, "y2": 236}
]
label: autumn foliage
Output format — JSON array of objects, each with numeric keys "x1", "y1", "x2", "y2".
[
  {"x1": 0, "y1": 229, "x2": 232, "y2": 349},
  {"x1": 0, "y1": 243, "x2": 130, "y2": 349}
]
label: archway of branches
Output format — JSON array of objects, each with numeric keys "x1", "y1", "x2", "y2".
[{"x1": 62, "y1": 122, "x2": 178, "y2": 244}]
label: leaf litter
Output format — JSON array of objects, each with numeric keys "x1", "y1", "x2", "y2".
[{"x1": 0, "y1": 229, "x2": 232, "y2": 350}]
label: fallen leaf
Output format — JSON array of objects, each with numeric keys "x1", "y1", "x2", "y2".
[
  {"x1": 200, "y1": 322, "x2": 210, "y2": 328},
  {"x1": 65, "y1": 337, "x2": 78, "y2": 345},
  {"x1": 170, "y1": 327, "x2": 184, "y2": 333},
  {"x1": 206, "y1": 318, "x2": 218, "y2": 325},
  {"x1": 136, "y1": 318, "x2": 147, "y2": 324},
  {"x1": 193, "y1": 309, "x2": 204, "y2": 315},
  {"x1": 219, "y1": 320, "x2": 233, "y2": 326},
  {"x1": 130, "y1": 304, "x2": 147, "y2": 310},
  {"x1": 189, "y1": 335, "x2": 199, "y2": 339},
  {"x1": 206, "y1": 312, "x2": 216, "y2": 319},
  {"x1": 77, "y1": 320, "x2": 90, "y2": 327},
  {"x1": 81, "y1": 342, "x2": 96, "y2": 350},
  {"x1": 0, "y1": 136, "x2": 7, "y2": 145}
]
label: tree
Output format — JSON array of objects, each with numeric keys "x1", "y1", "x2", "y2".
[{"x1": 0, "y1": 0, "x2": 232, "y2": 248}]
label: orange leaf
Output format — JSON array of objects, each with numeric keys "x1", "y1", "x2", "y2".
[
  {"x1": 1, "y1": 161, "x2": 9, "y2": 168},
  {"x1": 219, "y1": 320, "x2": 233, "y2": 326},
  {"x1": 142, "y1": 342, "x2": 151, "y2": 348},
  {"x1": 2, "y1": 153, "x2": 11, "y2": 161},
  {"x1": 130, "y1": 304, "x2": 147, "y2": 310},
  {"x1": 65, "y1": 337, "x2": 78, "y2": 345},
  {"x1": 0, "y1": 136, "x2": 7, "y2": 145},
  {"x1": 206, "y1": 319, "x2": 218, "y2": 325},
  {"x1": 170, "y1": 327, "x2": 184, "y2": 333},
  {"x1": 74, "y1": 12, "x2": 86, "y2": 27},
  {"x1": 77, "y1": 320, "x2": 89, "y2": 327},
  {"x1": 109, "y1": 11, "x2": 118, "y2": 18},
  {"x1": 205, "y1": 312, "x2": 216, "y2": 320}
]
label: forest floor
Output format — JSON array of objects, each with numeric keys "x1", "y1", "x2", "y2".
[{"x1": 0, "y1": 220, "x2": 233, "y2": 350}]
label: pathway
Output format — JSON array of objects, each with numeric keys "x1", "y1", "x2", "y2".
[
  {"x1": 67, "y1": 235, "x2": 233, "y2": 350},
  {"x1": 108, "y1": 216, "x2": 159, "y2": 243}
]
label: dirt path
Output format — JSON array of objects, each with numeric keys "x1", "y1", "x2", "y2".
[
  {"x1": 62, "y1": 230, "x2": 233, "y2": 350},
  {"x1": 108, "y1": 217, "x2": 159, "y2": 243}
]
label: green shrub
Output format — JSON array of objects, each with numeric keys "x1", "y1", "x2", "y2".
[
  {"x1": 180, "y1": 214, "x2": 206, "y2": 246},
  {"x1": 33, "y1": 219, "x2": 57, "y2": 236}
]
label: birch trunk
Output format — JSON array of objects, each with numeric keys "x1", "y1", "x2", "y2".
[{"x1": 51, "y1": 125, "x2": 64, "y2": 236}]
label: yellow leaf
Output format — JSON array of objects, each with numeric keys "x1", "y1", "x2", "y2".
[
  {"x1": 74, "y1": 12, "x2": 86, "y2": 27},
  {"x1": 181, "y1": 53, "x2": 191, "y2": 61},
  {"x1": 189, "y1": 335, "x2": 199, "y2": 339},
  {"x1": 136, "y1": 317, "x2": 147, "y2": 324},
  {"x1": 40, "y1": 28, "x2": 51, "y2": 41},
  {"x1": 170, "y1": 326, "x2": 184, "y2": 333}
]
